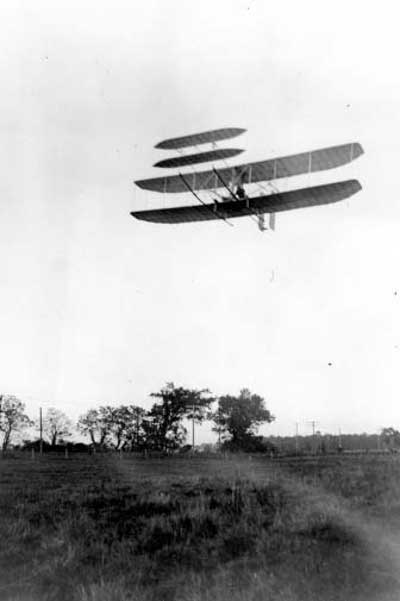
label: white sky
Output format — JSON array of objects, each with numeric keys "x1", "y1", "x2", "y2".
[{"x1": 1, "y1": 0, "x2": 400, "y2": 442}]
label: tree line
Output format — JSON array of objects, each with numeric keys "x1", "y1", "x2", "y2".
[
  {"x1": 0, "y1": 385, "x2": 274, "y2": 452},
  {"x1": 265, "y1": 428, "x2": 400, "y2": 455},
  {"x1": 3, "y1": 388, "x2": 398, "y2": 455}
]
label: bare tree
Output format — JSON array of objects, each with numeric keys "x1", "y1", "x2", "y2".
[
  {"x1": 43, "y1": 407, "x2": 73, "y2": 446},
  {"x1": 0, "y1": 395, "x2": 33, "y2": 451}
]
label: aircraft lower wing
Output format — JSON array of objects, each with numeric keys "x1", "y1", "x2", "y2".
[{"x1": 131, "y1": 180, "x2": 361, "y2": 224}]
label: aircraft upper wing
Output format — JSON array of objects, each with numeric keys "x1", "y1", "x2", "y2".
[
  {"x1": 155, "y1": 127, "x2": 246, "y2": 149},
  {"x1": 135, "y1": 143, "x2": 363, "y2": 193},
  {"x1": 131, "y1": 180, "x2": 362, "y2": 224}
]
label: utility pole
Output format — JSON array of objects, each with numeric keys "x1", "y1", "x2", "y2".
[
  {"x1": 192, "y1": 403, "x2": 195, "y2": 451},
  {"x1": 218, "y1": 403, "x2": 221, "y2": 448},
  {"x1": 39, "y1": 407, "x2": 43, "y2": 455},
  {"x1": 135, "y1": 409, "x2": 140, "y2": 451},
  {"x1": 308, "y1": 420, "x2": 318, "y2": 454}
]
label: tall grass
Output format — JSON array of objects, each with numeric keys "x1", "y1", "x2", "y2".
[{"x1": 1, "y1": 454, "x2": 400, "y2": 600}]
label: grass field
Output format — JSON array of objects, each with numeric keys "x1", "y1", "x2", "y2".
[{"x1": 1, "y1": 453, "x2": 400, "y2": 601}]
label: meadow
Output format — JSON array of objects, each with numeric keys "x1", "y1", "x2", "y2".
[{"x1": 1, "y1": 453, "x2": 400, "y2": 601}]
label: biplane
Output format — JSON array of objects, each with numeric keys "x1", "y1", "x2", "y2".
[{"x1": 131, "y1": 127, "x2": 363, "y2": 231}]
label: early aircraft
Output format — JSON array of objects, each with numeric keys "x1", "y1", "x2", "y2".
[{"x1": 131, "y1": 127, "x2": 363, "y2": 231}]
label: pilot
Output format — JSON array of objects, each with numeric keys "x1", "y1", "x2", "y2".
[{"x1": 236, "y1": 185, "x2": 246, "y2": 200}]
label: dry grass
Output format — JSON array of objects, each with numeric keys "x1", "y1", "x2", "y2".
[{"x1": 0, "y1": 453, "x2": 400, "y2": 601}]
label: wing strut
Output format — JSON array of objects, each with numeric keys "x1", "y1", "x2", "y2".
[
  {"x1": 178, "y1": 173, "x2": 234, "y2": 227},
  {"x1": 212, "y1": 167, "x2": 240, "y2": 201},
  {"x1": 212, "y1": 167, "x2": 270, "y2": 231}
]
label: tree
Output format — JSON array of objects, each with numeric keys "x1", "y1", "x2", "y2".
[
  {"x1": 77, "y1": 405, "x2": 147, "y2": 450},
  {"x1": 43, "y1": 408, "x2": 73, "y2": 446},
  {"x1": 183, "y1": 388, "x2": 214, "y2": 448},
  {"x1": 77, "y1": 408, "x2": 110, "y2": 448},
  {"x1": 0, "y1": 395, "x2": 33, "y2": 451},
  {"x1": 381, "y1": 427, "x2": 400, "y2": 451},
  {"x1": 142, "y1": 383, "x2": 213, "y2": 451},
  {"x1": 105, "y1": 405, "x2": 146, "y2": 450},
  {"x1": 211, "y1": 389, "x2": 274, "y2": 451},
  {"x1": 123, "y1": 406, "x2": 146, "y2": 450}
]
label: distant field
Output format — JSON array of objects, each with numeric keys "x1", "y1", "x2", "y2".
[{"x1": 1, "y1": 453, "x2": 400, "y2": 601}]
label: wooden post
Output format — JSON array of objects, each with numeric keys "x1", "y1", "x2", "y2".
[
  {"x1": 31, "y1": 448, "x2": 35, "y2": 460},
  {"x1": 65, "y1": 446, "x2": 69, "y2": 459}
]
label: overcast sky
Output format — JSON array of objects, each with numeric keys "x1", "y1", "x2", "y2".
[{"x1": 1, "y1": 0, "x2": 400, "y2": 442}]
